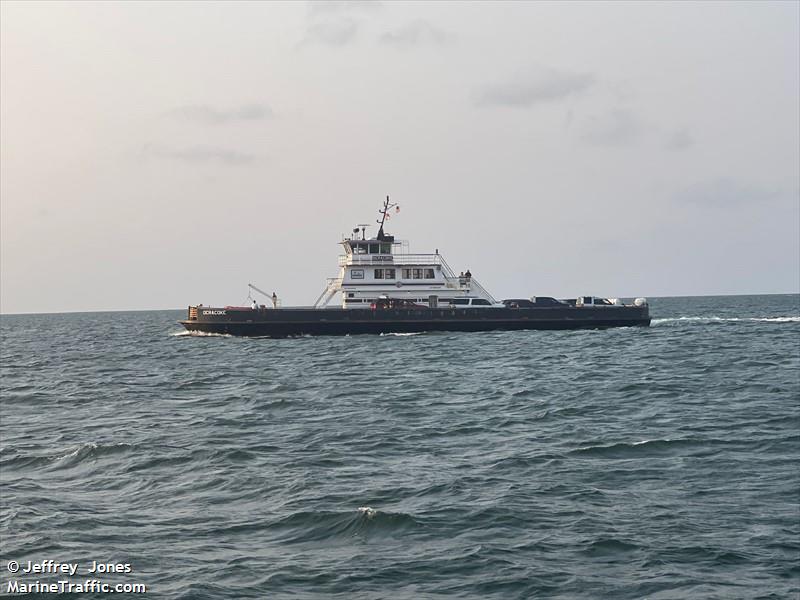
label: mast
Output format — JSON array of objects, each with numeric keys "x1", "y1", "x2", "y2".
[{"x1": 376, "y1": 195, "x2": 399, "y2": 241}]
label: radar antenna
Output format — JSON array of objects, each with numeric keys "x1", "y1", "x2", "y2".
[{"x1": 376, "y1": 195, "x2": 400, "y2": 241}]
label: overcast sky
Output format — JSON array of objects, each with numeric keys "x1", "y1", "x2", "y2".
[{"x1": 1, "y1": 1, "x2": 798, "y2": 313}]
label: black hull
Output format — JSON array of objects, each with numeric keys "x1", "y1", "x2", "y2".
[{"x1": 180, "y1": 306, "x2": 650, "y2": 337}]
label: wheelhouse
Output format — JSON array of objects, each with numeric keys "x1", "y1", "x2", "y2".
[{"x1": 314, "y1": 196, "x2": 497, "y2": 309}]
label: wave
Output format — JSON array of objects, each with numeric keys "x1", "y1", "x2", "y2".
[
  {"x1": 55, "y1": 442, "x2": 134, "y2": 464},
  {"x1": 267, "y1": 507, "x2": 420, "y2": 543},
  {"x1": 652, "y1": 316, "x2": 800, "y2": 325},
  {"x1": 1, "y1": 442, "x2": 135, "y2": 471},
  {"x1": 569, "y1": 438, "x2": 735, "y2": 459},
  {"x1": 581, "y1": 537, "x2": 640, "y2": 557}
]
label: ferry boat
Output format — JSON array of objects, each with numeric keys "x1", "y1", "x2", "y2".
[{"x1": 180, "y1": 197, "x2": 650, "y2": 336}]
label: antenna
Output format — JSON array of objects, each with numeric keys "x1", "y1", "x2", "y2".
[
  {"x1": 376, "y1": 195, "x2": 399, "y2": 240},
  {"x1": 357, "y1": 224, "x2": 370, "y2": 240}
]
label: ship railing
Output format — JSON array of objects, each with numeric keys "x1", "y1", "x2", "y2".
[
  {"x1": 314, "y1": 276, "x2": 344, "y2": 308},
  {"x1": 467, "y1": 277, "x2": 498, "y2": 304},
  {"x1": 338, "y1": 253, "x2": 446, "y2": 267},
  {"x1": 440, "y1": 273, "x2": 498, "y2": 304}
]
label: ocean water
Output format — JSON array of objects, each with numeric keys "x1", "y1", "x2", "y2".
[{"x1": 1, "y1": 294, "x2": 798, "y2": 599}]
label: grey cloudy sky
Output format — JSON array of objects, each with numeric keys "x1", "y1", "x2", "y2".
[{"x1": 1, "y1": 1, "x2": 798, "y2": 314}]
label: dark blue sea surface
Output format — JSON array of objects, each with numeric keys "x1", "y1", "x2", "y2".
[{"x1": 1, "y1": 295, "x2": 798, "y2": 599}]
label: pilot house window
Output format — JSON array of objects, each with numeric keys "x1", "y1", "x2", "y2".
[
  {"x1": 402, "y1": 268, "x2": 435, "y2": 280},
  {"x1": 351, "y1": 269, "x2": 364, "y2": 279}
]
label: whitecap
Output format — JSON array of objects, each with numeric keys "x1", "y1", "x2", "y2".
[
  {"x1": 357, "y1": 506, "x2": 377, "y2": 518},
  {"x1": 57, "y1": 442, "x2": 98, "y2": 460}
]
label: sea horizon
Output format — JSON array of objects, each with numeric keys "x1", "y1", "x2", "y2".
[{"x1": 1, "y1": 291, "x2": 798, "y2": 317}]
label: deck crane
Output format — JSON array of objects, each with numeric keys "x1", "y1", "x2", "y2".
[{"x1": 248, "y1": 283, "x2": 278, "y2": 308}]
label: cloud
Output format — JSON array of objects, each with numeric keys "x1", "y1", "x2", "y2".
[
  {"x1": 301, "y1": 0, "x2": 380, "y2": 47},
  {"x1": 475, "y1": 69, "x2": 594, "y2": 108},
  {"x1": 304, "y1": 19, "x2": 359, "y2": 46},
  {"x1": 143, "y1": 145, "x2": 256, "y2": 166},
  {"x1": 168, "y1": 104, "x2": 272, "y2": 125},
  {"x1": 308, "y1": 1, "x2": 381, "y2": 16},
  {"x1": 379, "y1": 20, "x2": 448, "y2": 46},
  {"x1": 564, "y1": 108, "x2": 575, "y2": 130},
  {"x1": 580, "y1": 108, "x2": 641, "y2": 146},
  {"x1": 664, "y1": 128, "x2": 694, "y2": 151},
  {"x1": 676, "y1": 178, "x2": 779, "y2": 208}
]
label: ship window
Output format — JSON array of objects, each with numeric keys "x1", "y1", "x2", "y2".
[
  {"x1": 353, "y1": 244, "x2": 366, "y2": 255},
  {"x1": 351, "y1": 269, "x2": 364, "y2": 279},
  {"x1": 348, "y1": 293, "x2": 355, "y2": 298},
  {"x1": 402, "y1": 268, "x2": 412, "y2": 279},
  {"x1": 424, "y1": 268, "x2": 435, "y2": 279},
  {"x1": 412, "y1": 268, "x2": 423, "y2": 279},
  {"x1": 385, "y1": 268, "x2": 396, "y2": 279},
  {"x1": 374, "y1": 269, "x2": 384, "y2": 279},
  {"x1": 452, "y1": 298, "x2": 469, "y2": 305},
  {"x1": 380, "y1": 243, "x2": 391, "y2": 254},
  {"x1": 369, "y1": 243, "x2": 379, "y2": 254},
  {"x1": 472, "y1": 299, "x2": 491, "y2": 306}
]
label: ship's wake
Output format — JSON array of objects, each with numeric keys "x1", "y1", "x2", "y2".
[
  {"x1": 170, "y1": 330, "x2": 233, "y2": 338},
  {"x1": 652, "y1": 316, "x2": 799, "y2": 325},
  {"x1": 380, "y1": 332, "x2": 425, "y2": 337}
]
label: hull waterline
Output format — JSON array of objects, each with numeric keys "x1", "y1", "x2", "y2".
[{"x1": 180, "y1": 306, "x2": 651, "y2": 338}]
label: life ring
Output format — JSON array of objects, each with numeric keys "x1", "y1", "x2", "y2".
[{"x1": 396, "y1": 281, "x2": 403, "y2": 288}]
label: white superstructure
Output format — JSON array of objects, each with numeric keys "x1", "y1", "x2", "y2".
[{"x1": 315, "y1": 198, "x2": 497, "y2": 309}]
